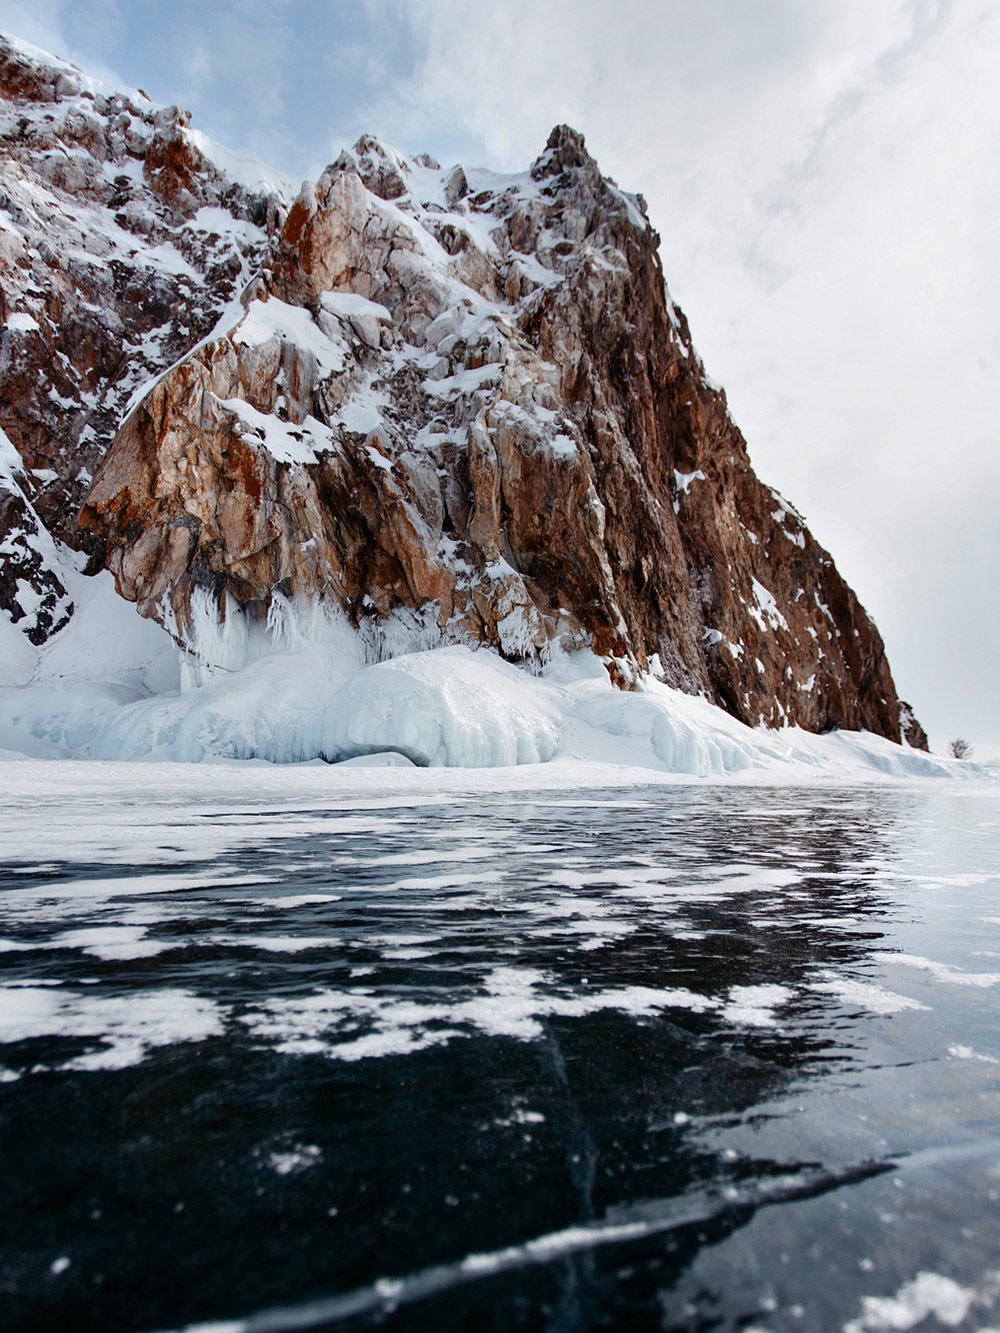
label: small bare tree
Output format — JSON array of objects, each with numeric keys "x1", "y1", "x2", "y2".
[{"x1": 949, "y1": 737, "x2": 973, "y2": 759}]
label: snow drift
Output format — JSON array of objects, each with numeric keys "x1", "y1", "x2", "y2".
[{"x1": 0, "y1": 579, "x2": 977, "y2": 780}]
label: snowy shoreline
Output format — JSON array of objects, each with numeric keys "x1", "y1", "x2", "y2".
[
  {"x1": 4, "y1": 567, "x2": 992, "y2": 780},
  {"x1": 2, "y1": 752, "x2": 996, "y2": 810},
  {"x1": 2, "y1": 546, "x2": 992, "y2": 783}
]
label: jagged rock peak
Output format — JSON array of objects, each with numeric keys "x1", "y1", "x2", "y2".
[
  {"x1": 79, "y1": 113, "x2": 901, "y2": 740},
  {"x1": 532, "y1": 124, "x2": 595, "y2": 177},
  {"x1": 336, "y1": 134, "x2": 413, "y2": 200}
]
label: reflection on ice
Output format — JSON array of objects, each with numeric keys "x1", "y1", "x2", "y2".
[{"x1": 0, "y1": 780, "x2": 999, "y2": 1330}]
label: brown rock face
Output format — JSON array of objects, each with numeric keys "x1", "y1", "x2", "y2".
[
  {"x1": 899, "y1": 702, "x2": 930, "y2": 752},
  {"x1": 80, "y1": 123, "x2": 902, "y2": 740},
  {"x1": 0, "y1": 33, "x2": 287, "y2": 635}
]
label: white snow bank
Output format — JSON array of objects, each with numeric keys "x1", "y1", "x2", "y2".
[
  {"x1": 0, "y1": 679, "x2": 143, "y2": 760},
  {"x1": 0, "y1": 622, "x2": 988, "y2": 780},
  {"x1": 568, "y1": 681, "x2": 767, "y2": 777},
  {"x1": 0, "y1": 577, "x2": 991, "y2": 780},
  {"x1": 16, "y1": 644, "x2": 558, "y2": 767},
  {"x1": 320, "y1": 646, "x2": 562, "y2": 768},
  {"x1": 88, "y1": 649, "x2": 355, "y2": 764},
  {"x1": 0, "y1": 566, "x2": 179, "y2": 755},
  {"x1": 34, "y1": 568, "x2": 178, "y2": 694},
  {"x1": 0, "y1": 609, "x2": 38, "y2": 687}
]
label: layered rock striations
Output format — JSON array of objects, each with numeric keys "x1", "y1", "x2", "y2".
[{"x1": 2, "y1": 36, "x2": 904, "y2": 743}]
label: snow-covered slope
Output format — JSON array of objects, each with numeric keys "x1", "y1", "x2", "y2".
[{"x1": 0, "y1": 425, "x2": 73, "y2": 645}]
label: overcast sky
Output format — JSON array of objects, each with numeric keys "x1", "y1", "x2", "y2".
[{"x1": 2, "y1": 0, "x2": 997, "y2": 755}]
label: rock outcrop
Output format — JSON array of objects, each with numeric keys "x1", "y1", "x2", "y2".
[
  {"x1": 2, "y1": 36, "x2": 910, "y2": 743},
  {"x1": 0, "y1": 425, "x2": 71, "y2": 641},
  {"x1": 0, "y1": 32, "x2": 289, "y2": 639},
  {"x1": 899, "y1": 701, "x2": 930, "y2": 752}
]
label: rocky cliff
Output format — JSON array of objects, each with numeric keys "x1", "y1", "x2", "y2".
[
  {"x1": 0, "y1": 33, "x2": 289, "y2": 640},
  {"x1": 2, "y1": 35, "x2": 905, "y2": 743}
]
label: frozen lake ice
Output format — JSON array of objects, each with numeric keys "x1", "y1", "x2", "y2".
[{"x1": 1, "y1": 764, "x2": 1000, "y2": 1331}]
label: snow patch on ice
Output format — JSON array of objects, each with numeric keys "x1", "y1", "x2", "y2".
[
  {"x1": 0, "y1": 985, "x2": 222, "y2": 1072},
  {"x1": 948, "y1": 1043, "x2": 1000, "y2": 1065},
  {"x1": 268, "y1": 1144, "x2": 322, "y2": 1176},
  {"x1": 720, "y1": 984, "x2": 791, "y2": 1027},
  {"x1": 810, "y1": 973, "x2": 929, "y2": 1015},
  {"x1": 844, "y1": 1271, "x2": 978, "y2": 1332},
  {"x1": 53, "y1": 926, "x2": 167, "y2": 961},
  {"x1": 240, "y1": 964, "x2": 719, "y2": 1063},
  {"x1": 871, "y1": 953, "x2": 1000, "y2": 988},
  {"x1": 271, "y1": 894, "x2": 342, "y2": 909}
]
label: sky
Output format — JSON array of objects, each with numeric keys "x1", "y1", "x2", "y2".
[{"x1": 1, "y1": 0, "x2": 997, "y2": 756}]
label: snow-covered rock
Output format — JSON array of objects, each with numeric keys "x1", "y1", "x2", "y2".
[
  {"x1": 899, "y1": 700, "x2": 930, "y2": 751},
  {"x1": 0, "y1": 426, "x2": 72, "y2": 643},
  {"x1": 0, "y1": 35, "x2": 929, "y2": 768},
  {"x1": 0, "y1": 30, "x2": 291, "y2": 604},
  {"x1": 81, "y1": 119, "x2": 904, "y2": 743}
]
